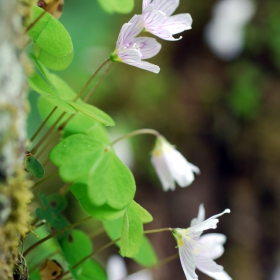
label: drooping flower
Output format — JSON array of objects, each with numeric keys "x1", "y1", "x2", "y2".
[
  {"x1": 111, "y1": 15, "x2": 161, "y2": 73},
  {"x1": 172, "y1": 204, "x2": 232, "y2": 280},
  {"x1": 151, "y1": 136, "x2": 200, "y2": 191},
  {"x1": 142, "y1": 0, "x2": 193, "y2": 41}
]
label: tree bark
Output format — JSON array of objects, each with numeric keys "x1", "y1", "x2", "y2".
[{"x1": 0, "y1": 0, "x2": 33, "y2": 278}]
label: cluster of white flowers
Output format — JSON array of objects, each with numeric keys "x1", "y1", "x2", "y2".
[
  {"x1": 110, "y1": 0, "x2": 193, "y2": 73},
  {"x1": 110, "y1": 2, "x2": 232, "y2": 280}
]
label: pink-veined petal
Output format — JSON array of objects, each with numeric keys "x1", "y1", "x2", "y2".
[
  {"x1": 135, "y1": 61, "x2": 160, "y2": 73},
  {"x1": 161, "y1": 13, "x2": 193, "y2": 35},
  {"x1": 178, "y1": 239, "x2": 198, "y2": 280},
  {"x1": 199, "y1": 233, "x2": 226, "y2": 260},
  {"x1": 117, "y1": 22, "x2": 130, "y2": 50},
  {"x1": 153, "y1": 0, "x2": 179, "y2": 17},
  {"x1": 151, "y1": 154, "x2": 174, "y2": 190},
  {"x1": 196, "y1": 256, "x2": 232, "y2": 280},
  {"x1": 150, "y1": 28, "x2": 179, "y2": 41},
  {"x1": 119, "y1": 49, "x2": 142, "y2": 65},
  {"x1": 143, "y1": 4, "x2": 166, "y2": 30},
  {"x1": 122, "y1": 15, "x2": 144, "y2": 46},
  {"x1": 132, "y1": 37, "x2": 161, "y2": 59},
  {"x1": 142, "y1": 0, "x2": 152, "y2": 11}
]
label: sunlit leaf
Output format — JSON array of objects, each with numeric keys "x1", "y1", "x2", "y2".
[
  {"x1": 120, "y1": 201, "x2": 143, "y2": 257},
  {"x1": 87, "y1": 147, "x2": 136, "y2": 209},
  {"x1": 133, "y1": 236, "x2": 158, "y2": 267},
  {"x1": 70, "y1": 179, "x2": 125, "y2": 221},
  {"x1": 103, "y1": 215, "x2": 158, "y2": 266},
  {"x1": 50, "y1": 134, "x2": 136, "y2": 209},
  {"x1": 29, "y1": 6, "x2": 74, "y2": 70},
  {"x1": 49, "y1": 134, "x2": 104, "y2": 181},
  {"x1": 132, "y1": 201, "x2": 153, "y2": 224}
]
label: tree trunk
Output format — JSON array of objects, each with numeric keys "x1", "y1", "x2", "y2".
[{"x1": 0, "y1": 0, "x2": 33, "y2": 278}]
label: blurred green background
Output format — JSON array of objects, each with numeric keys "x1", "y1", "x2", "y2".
[{"x1": 27, "y1": 0, "x2": 280, "y2": 279}]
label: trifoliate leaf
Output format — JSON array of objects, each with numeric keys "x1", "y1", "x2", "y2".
[
  {"x1": 25, "y1": 155, "x2": 45, "y2": 178},
  {"x1": 70, "y1": 179, "x2": 125, "y2": 221},
  {"x1": 87, "y1": 147, "x2": 136, "y2": 209},
  {"x1": 132, "y1": 201, "x2": 153, "y2": 224},
  {"x1": 67, "y1": 101, "x2": 115, "y2": 127},
  {"x1": 36, "y1": 193, "x2": 70, "y2": 239},
  {"x1": 28, "y1": 6, "x2": 74, "y2": 70},
  {"x1": 45, "y1": 194, "x2": 67, "y2": 214},
  {"x1": 120, "y1": 201, "x2": 143, "y2": 258},
  {"x1": 50, "y1": 134, "x2": 136, "y2": 210},
  {"x1": 49, "y1": 134, "x2": 104, "y2": 181}
]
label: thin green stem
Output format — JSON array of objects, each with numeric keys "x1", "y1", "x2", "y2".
[
  {"x1": 31, "y1": 112, "x2": 66, "y2": 155},
  {"x1": 23, "y1": 216, "x2": 93, "y2": 257},
  {"x1": 30, "y1": 172, "x2": 59, "y2": 190},
  {"x1": 30, "y1": 106, "x2": 57, "y2": 143},
  {"x1": 144, "y1": 227, "x2": 173, "y2": 234},
  {"x1": 110, "y1": 129, "x2": 161, "y2": 146},
  {"x1": 58, "y1": 183, "x2": 71, "y2": 195},
  {"x1": 35, "y1": 129, "x2": 59, "y2": 159},
  {"x1": 88, "y1": 227, "x2": 105, "y2": 239},
  {"x1": 73, "y1": 58, "x2": 111, "y2": 102},
  {"x1": 84, "y1": 62, "x2": 113, "y2": 103}
]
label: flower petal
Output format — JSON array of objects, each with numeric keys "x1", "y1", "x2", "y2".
[
  {"x1": 119, "y1": 49, "x2": 141, "y2": 64},
  {"x1": 166, "y1": 149, "x2": 199, "y2": 187},
  {"x1": 178, "y1": 239, "x2": 198, "y2": 280},
  {"x1": 195, "y1": 255, "x2": 223, "y2": 272},
  {"x1": 151, "y1": 154, "x2": 174, "y2": 190},
  {"x1": 121, "y1": 15, "x2": 144, "y2": 46},
  {"x1": 196, "y1": 256, "x2": 232, "y2": 280},
  {"x1": 135, "y1": 61, "x2": 160, "y2": 73},
  {"x1": 197, "y1": 204, "x2": 205, "y2": 223},
  {"x1": 143, "y1": 4, "x2": 166, "y2": 31},
  {"x1": 189, "y1": 209, "x2": 230, "y2": 235},
  {"x1": 161, "y1": 13, "x2": 193, "y2": 35},
  {"x1": 153, "y1": 0, "x2": 179, "y2": 17},
  {"x1": 132, "y1": 37, "x2": 162, "y2": 59},
  {"x1": 142, "y1": 0, "x2": 152, "y2": 11},
  {"x1": 199, "y1": 233, "x2": 226, "y2": 260}
]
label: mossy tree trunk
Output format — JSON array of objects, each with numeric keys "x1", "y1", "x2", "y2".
[{"x1": 0, "y1": 0, "x2": 33, "y2": 278}]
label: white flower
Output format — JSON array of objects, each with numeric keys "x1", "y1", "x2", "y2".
[
  {"x1": 111, "y1": 15, "x2": 161, "y2": 73},
  {"x1": 142, "y1": 0, "x2": 193, "y2": 41},
  {"x1": 151, "y1": 136, "x2": 200, "y2": 191},
  {"x1": 172, "y1": 205, "x2": 231, "y2": 280}
]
